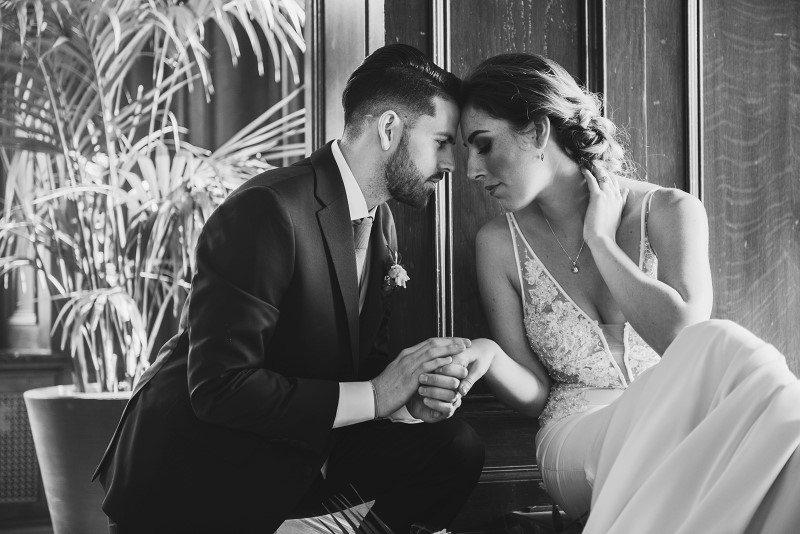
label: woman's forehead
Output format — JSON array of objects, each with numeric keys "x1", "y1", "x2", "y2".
[{"x1": 460, "y1": 108, "x2": 510, "y2": 134}]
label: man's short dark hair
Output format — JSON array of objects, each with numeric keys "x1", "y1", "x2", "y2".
[{"x1": 342, "y1": 44, "x2": 461, "y2": 135}]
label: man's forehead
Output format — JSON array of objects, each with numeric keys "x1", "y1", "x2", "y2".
[{"x1": 433, "y1": 95, "x2": 459, "y2": 114}]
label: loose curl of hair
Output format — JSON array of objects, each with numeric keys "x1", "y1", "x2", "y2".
[{"x1": 460, "y1": 53, "x2": 634, "y2": 179}]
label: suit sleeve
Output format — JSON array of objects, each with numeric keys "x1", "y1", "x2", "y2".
[{"x1": 186, "y1": 185, "x2": 339, "y2": 455}]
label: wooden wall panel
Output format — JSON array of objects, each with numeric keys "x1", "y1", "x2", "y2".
[
  {"x1": 385, "y1": 0, "x2": 430, "y2": 53},
  {"x1": 607, "y1": 1, "x2": 645, "y2": 175},
  {"x1": 607, "y1": 0, "x2": 687, "y2": 189},
  {"x1": 449, "y1": 0, "x2": 582, "y2": 76},
  {"x1": 644, "y1": 0, "x2": 687, "y2": 189},
  {"x1": 702, "y1": 0, "x2": 800, "y2": 372},
  {"x1": 449, "y1": 0, "x2": 582, "y2": 341}
]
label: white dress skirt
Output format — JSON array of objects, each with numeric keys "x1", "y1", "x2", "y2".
[{"x1": 535, "y1": 319, "x2": 800, "y2": 533}]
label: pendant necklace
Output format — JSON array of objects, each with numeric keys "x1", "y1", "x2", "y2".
[{"x1": 542, "y1": 214, "x2": 585, "y2": 274}]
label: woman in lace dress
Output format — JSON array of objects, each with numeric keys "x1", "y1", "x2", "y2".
[{"x1": 445, "y1": 53, "x2": 800, "y2": 533}]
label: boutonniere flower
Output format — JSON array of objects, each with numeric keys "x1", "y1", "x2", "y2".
[{"x1": 383, "y1": 246, "x2": 410, "y2": 292}]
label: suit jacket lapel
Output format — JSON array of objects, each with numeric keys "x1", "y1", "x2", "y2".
[
  {"x1": 359, "y1": 207, "x2": 391, "y2": 361},
  {"x1": 312, "y1": 144, "x2": 361, "y2": 371}
]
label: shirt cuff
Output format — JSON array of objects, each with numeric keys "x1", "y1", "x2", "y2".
[{"x1": 332, "y1": 382, "x2": 375, "y2": 428}]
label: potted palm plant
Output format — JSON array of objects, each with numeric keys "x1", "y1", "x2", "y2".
[{"x1": 0, "y1": 0, "x2": 305, "y2": 532}]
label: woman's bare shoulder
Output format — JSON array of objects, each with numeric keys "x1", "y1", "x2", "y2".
[
  {"x1": 621, "y1": 181, "x2": 704, "y2": 221},
  {"x1": 476, "y1": 213, "x2": 520, "y2": 277},
  {"x1": 476, "y1": 213, "x2": 512, "y2": 247},
  {"x1": 647, "y1": 187, "x2": 706, "y2": 225},
  {"x1": 639, "y1": 187, "x2": 708, "y2": 257}
]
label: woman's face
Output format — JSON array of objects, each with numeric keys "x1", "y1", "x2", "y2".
[{"x1": 460, "y1": 106, "x2": 547, "y2": 212}]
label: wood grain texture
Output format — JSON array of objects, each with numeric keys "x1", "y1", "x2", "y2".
[
  {"x1": 606, "y1": 1, "x2": 646, "y2": 181},
  {"x1": 606, "y1": 0, "x2": 687, "y2": 189},
  {"x1": 644, "y1": 0, "x2": 687, "y2": 188},
  {"x1": 449, "y1": 0, "x2": 582, "y2": 80},
  {"x1": 702, "y1": 0, "x2": 800, "y2": 373},
  {"x1": 385, "y1": 0, "x2": 430, "y2": 53}
]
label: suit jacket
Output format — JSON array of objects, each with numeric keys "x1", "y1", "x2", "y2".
[{"x1": 94, "y1": 143, "x2": 398, "y2": 532}]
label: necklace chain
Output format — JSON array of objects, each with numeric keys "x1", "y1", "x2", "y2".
[{"x1": 542, "y1": 215, "x2": 585, "y2": 274}]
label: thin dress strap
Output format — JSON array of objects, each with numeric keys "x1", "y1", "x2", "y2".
[
  {"x1": 506, "y1": 213, "x2": 527, "y2": 303},
  {"x1": 638, "y1": 188, "x2": 659, "y2": 268}
]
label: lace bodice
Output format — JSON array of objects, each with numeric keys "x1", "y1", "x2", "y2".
[{"x1": 509, "y1": 189, "x2": 661, "y2": 428}]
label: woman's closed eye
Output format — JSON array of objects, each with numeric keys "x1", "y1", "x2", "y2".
[{"x1": 477, "y1": 141, "x2": 492, "y2": 155}]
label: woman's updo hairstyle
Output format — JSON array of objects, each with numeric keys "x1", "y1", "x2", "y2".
[{"x1": 461, "y1": 53, "x2": 632, "y2": 178}]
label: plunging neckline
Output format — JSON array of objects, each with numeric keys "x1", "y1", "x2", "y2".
[{"x1": 507, "y1": 213, "x2": 634, "y2": 386}]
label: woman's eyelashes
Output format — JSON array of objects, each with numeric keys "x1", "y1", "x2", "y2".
[{"x1": 477, "y1": 141, "x2": 491, "y2": 155}]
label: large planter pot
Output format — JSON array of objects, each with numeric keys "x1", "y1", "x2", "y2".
[{"x1": 24, "y1": 385, "x2": 130, "y2": 534}]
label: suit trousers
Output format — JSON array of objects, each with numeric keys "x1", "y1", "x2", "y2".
[
  {"x1": 105, "y1": 415, "x2": 483, "y2": 534},
  {"x1": 307, "y1": 416, "x2": 485, "y2": 532}
]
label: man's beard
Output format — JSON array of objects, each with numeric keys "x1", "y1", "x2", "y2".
[{"x1": 384, "y1": 132, "x2": 440, "y2": 208}]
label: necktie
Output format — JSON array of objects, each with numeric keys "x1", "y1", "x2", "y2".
[{"x1": 353, "y1": 217, "x2": 373, "y2": 285}]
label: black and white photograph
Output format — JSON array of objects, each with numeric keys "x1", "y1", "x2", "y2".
[{"x1": 0, "y1": 1, "x2": 798, "y2": 533}]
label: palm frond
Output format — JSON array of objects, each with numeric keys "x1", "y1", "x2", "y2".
[
  {"x1": 0, "y1": 0, "x2": 305, "y2": 392},
  {"x1": 318, "y1": 490, "x2": 394, "y2": 534}
]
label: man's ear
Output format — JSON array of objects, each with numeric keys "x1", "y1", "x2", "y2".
[
  {"x1": 530, "y1": 115, "x2": 551, "y2": 150},
  {"x1": 377, "y1": 110, "x2": 401, "y2": 151}
]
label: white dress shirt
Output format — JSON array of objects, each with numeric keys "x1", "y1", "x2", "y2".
[{"x1": 330, "y1": 140, "x2": 418, "y2": 427}]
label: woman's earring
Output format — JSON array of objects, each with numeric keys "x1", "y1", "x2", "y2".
[{"x1": 539, "y1": 153, "x2": 545, "y2": 162}]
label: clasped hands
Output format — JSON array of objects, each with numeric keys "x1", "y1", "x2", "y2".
[{"x1": 370, "y1": 337, "x2": 498, "y2": 423}]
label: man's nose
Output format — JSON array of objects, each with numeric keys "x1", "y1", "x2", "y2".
[{"x1": 438, "y1": 145, "x2": 455, "y2": 174}]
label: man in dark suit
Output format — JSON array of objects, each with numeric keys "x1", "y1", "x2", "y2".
[{"x1": 94, "y1": 44, "x2": 486, "y2": 533}]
